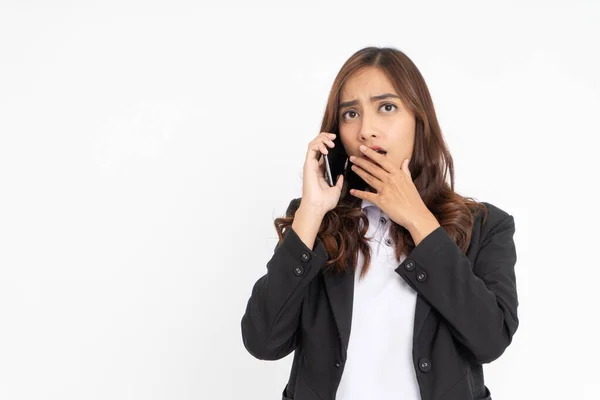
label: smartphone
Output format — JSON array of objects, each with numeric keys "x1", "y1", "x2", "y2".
[
  {"x1": 321, "y1": 133, "x2": 348, "y2": 187},
  {"x1": 323, "y1": 153, "x2": 334, "y2": 187}
]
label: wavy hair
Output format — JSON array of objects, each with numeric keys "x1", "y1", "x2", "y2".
[{"x1": 274, "y1": 46, "x2": 488, "y2": 279}]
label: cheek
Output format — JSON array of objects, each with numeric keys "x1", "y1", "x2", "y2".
[
  {"x1": 339, "y1": 136, "x2": 352, "y2": 154},
  {"x1": 387, "y1": 153, "x2": 403, "y2": 169}
]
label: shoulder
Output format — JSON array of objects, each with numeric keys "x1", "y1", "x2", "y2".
[{"x1": 476, "y1": 201, "x2": 515, "y2": 243}]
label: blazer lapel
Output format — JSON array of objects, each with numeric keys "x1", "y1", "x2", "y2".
[
  {"x1": 323, "y1": 267, "x2": 354, "y2": 361},
  {"x1": 413, "y1": 294, "x2": 431, "y2": 339}
]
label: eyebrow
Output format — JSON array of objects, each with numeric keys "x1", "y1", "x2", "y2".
[{"x1": 339, "y1": 93, "x2": 401, "y2": 110}]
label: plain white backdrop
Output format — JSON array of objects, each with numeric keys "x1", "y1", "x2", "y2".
[{"x1": 1, "y1": 1, "x2": 599, "y2": 399}]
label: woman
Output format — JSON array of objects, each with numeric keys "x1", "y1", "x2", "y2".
[{"x1": 241, "y1": 46, "x2": 518, "y2": 400}]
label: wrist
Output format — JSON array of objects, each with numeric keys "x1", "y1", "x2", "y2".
[
  {"x1": 291, "y1": 204, "x2": 326, "y2": 251},
  {"x1": 408, "y1": 213, "x2": 441, "y2": 246},
  {"x1": 296, "y1": 203, "x2": 327, "y2": 221},
  {"x1": 297, "y1": 201, "x2": 328, "y2": 219}
]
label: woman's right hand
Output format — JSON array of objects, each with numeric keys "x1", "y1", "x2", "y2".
[{"x1": 300, "y1": 132, "x2": 344, "y2": 215}]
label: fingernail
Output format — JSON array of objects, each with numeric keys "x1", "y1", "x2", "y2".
[{"x1": 360, "y1": 145, "x2": 367, "y2": 151}]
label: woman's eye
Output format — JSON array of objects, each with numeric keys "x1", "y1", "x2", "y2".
[
  {"x1": 343, "y1": 110, "x2": 358, "y2": 120},
  {"x1": 341, "y1": 103, "x2": 397, "y2": 121},
  {"x1": 381, "y1": 103, "x2": 397, "y2": 112}
]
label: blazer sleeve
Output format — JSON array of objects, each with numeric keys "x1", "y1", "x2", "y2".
[
  {"x1": 396, "y1": 212, "x2": 518, "y2": 364},
  {"x1": 241, "y1": 199, "x2": 329, "y2": 360}
]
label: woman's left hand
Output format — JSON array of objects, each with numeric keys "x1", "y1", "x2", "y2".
[{"x1": 349, "y1": 145, "x2": 440, "y2": 239}]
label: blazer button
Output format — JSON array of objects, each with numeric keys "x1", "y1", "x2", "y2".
[
  {"x1": 379, "y1": 216, "x2": 387, "y2": 225},
  {"x1": 418, "y1": 357, "x2": 431, "y2": 372},
  {"x1": 405, "y1": 260, "x2": 415, "y2": 271},
  {"x1": 416, "y1": 271, "x2": 428, "y2": 282},
  {"x1": 301, "y1": 251, "x2": 311, "y2": 262},
  {"x1": 293, "y1": 265, "x2": 305, "y2": 276},
  {"x1": 335, "y1": 361, "x2": 342, "y2": 368},
  {"x1": 385, "y1": 238, "x2": 393, "y2": 246}
]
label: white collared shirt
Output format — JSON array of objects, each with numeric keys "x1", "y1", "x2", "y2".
[{"x1": 335, "y1": 198, "x2": 421, "y2": 400}]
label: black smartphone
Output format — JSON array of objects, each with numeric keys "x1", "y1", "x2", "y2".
[{"x1": 321, "y1": 133, "x2": 348, "y2": 187}]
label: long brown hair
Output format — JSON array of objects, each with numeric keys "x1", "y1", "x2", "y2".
[{"x1": 274, "y1": 46, "x2": 488, "y2": 279}]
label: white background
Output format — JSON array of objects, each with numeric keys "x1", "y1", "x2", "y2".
[{"x1": 1, "y1": 1, "x2": 599, "y2": 399}]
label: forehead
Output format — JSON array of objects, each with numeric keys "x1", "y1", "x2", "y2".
[{"x1": 340, "y1": 67, "x2": 396, "y2": 99}]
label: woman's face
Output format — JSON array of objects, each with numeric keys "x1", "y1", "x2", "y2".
[{"x1": 338, "y1": 67, "x2": 416, "y2": 187}]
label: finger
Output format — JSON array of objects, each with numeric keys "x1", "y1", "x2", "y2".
[
  {"x1": 320, "y1": 143, "x2": 329, "y2": 155},
  {"x1": 336, "y1": 174, "x2": 343, "y2": 188},
  {"x1": 351, "y1": 164, "x2": 382, "y2": 191},
  {"x1": 350, "y1": 156, "x2": 386, "y2": 182},
  {"x1": 349, "y1": 188, "x2": 373, "y2": 202},
  {"x1": 359, "y1": 145, "x2": 395, "y2": 174},
  {"x1": 323, "y1": 133, "x2": 336, "y2": 146},
  {"x1": 335, "y1": 174, "x2": 344, "y2": 190},
  {"x1": 307, "y1": 141, "x2": 325, "y2": 162}
]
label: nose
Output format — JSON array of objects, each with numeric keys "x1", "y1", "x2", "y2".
[{"x1": 358, "y1": 111, "x2": 379, "y2": 141}]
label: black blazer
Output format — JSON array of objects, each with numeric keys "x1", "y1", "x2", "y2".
[{"x1": 241, "y1": 198, "x2": 518, "y2": 400}]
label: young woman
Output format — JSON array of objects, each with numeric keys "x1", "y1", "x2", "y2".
[{"x1": 241, "y1": 46, "x2": 518, "y2": 400}]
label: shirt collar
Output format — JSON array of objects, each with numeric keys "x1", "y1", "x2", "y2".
[
  {"x1": 361, "y1": 197, "x2": 390, "y2": 220},
  {"x1": 361, "y1": 197, "x2": 377, "y2": 211}
]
